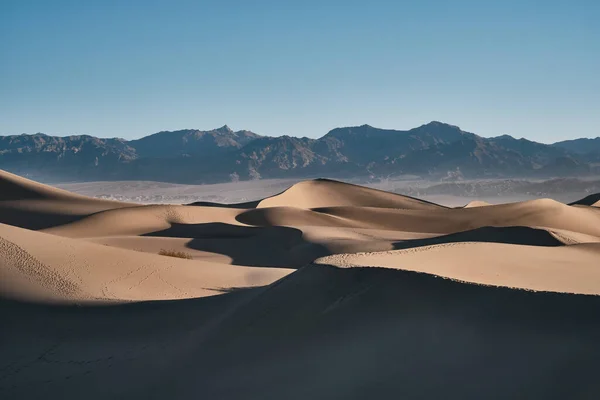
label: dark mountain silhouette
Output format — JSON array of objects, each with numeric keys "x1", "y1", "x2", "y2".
[
  {"x1": 0, "y1": 133, "x2": 137, "y2": 180},
  {"x1": 1, "y1": 122, "x2": 598, "y2": 183},
  {"x1": 553, "y1": 137, "x2": 600, "y2": 155},
  {"x1": 129, "y1": 125, "x2": 261, "y2": 158}
]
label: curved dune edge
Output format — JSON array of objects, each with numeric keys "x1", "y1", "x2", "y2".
[
  {"x1": 4, "y1": 172, "x2": 600, "y2": 398},
  {"x1": 42, "y1": 203, "x2": 245, "y2": 238},
  {"x1": 0, "y1": 169, "x2": 130, "y2": 205},
  {"x1": 2, "y1": 170, "x2": 600, "y2": 303},
  {"x1": 308, "y1": 200, "x2": 600, "y2": 237},
  {"x1": 0, "y1": 169, "x2": 90, "y2": 201},
  {"x1": 547, "y1": 228, "x2": 600, "y2": 245},
  {"x1": 0, "y1": 222, "x2": 292, "y2": 304},
  {"x1": 315, "y1": 241, "x2": 600, "y2": 295},
  {"x1": 463, "y1": 200, "x2": 491, "y2": 208},
  {"x1": 0, "y1": 170, "x2": 133, "y2": 230},
  {"x1": 257, "y1": 178, "x2": 446, "y2": 210},
  {"x1": 3, "y1": 261, "x2": 600, "y2": 399},
  {"x1": 569, "y1": 192, "x2": 600, "y2": 207}
]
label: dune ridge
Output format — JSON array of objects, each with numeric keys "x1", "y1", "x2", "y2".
[
  {"x1": 2, "y1": 172, "x2": 600, "y2": 301},
  {"x1": 2, "y1": 170, "x2": 600, "y2": 398},
  {"x1": 256, "y1": 178, "x2": 446, "y2": 210},
  {"x1": 0, "y1": 170, "x2": 131, "y2": 230},
  {"x1": 463, "y1": 200, "x2": 491, "y2": 207},
  {"x1": 569, "y1": 192, "x2": 600, "y2": 207}
]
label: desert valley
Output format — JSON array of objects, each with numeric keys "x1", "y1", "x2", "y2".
[
  {"x1": 4, "y1": 0, "x2": 599, "y2": 397},
  {"x1": 1, "y1": 168, "x2": 600, "y2": 399}
]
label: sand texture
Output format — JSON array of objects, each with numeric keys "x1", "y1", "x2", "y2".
[{"x1": 2, "y1": 170, "x2": 600, "y2": 399}]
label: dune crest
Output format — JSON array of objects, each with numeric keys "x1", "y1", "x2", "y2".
[
  {"x1": 0, "y1": 170, "x2": 131, "y2": 230},
  {"x1": 569, "y1": 192, "x2": 600, "y2": 207},
  {"x1": 257, "y1": 178, "x2": 445, "y2": 210},
  {"x1": 0, "y1": 169, "x2": 89, "y2": 201},
  {"x1": 1, "y1": 171, "x2": 600, "y2": 301},
  {"x1": 464, "y1": 200, "x2": 491, "y2": 207},
  {"x1": 0, "y1": 222, "x2": 291, "y2": 303},
  {"x1": 3, "y1": 170, "x2": 600, "y2": 398}
]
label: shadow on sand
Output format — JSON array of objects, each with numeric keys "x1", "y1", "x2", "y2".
[{"x1": 143, "y1": 222, "x2": 330, "y2": 268}]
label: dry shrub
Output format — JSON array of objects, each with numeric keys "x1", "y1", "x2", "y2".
[{"x1": 158, "y1": 249, "x2": 193, "y2": 259}]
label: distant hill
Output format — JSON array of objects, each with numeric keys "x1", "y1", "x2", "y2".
[
  {"x1": 129, "y1": 125, "x2": 261, "y2": 158},
  {"x1": 1, "y1": 122, "x2": 598, "y2": 183},
  {"x1": 0, "y1": 133, "x2": 137, "y2": 180},
  {"x1": 552, "y1": 137, "x2": 600, "y2": 154}
]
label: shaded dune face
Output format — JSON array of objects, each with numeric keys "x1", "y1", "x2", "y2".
[
  {"x1": 310, "y1": 200, "x2": 600, "y2": 237},
  {"x1": 569, "y1": 192, "x2": 600, "y2": 207},
  {"x1": 185, "y1": 266, "x2": 600, "y2": 399},
  {"x1": 391, "y1": 226, "x2": 565, "y2": 249},
  {"x1": 0, "y1": 169, "x2": 80, "y2": 201},
  {"x1": 145, "y1": 222, "x2": 326, "y2": 268},
  {"x1": 3, "y1": 266, "x2": 600, "y2": 399},
  {"x1": 2, "y1": 170, "x2": 600, "y2": 399},
  {"x1": 0, "y1": 170, "x2": 130, "y2": 230},
  {"x1": 2, "y1": 171, "x2": 600, "y2": 302},
  {"x1": 236, "y1": 206, "x2": 360, "y2": 228}
]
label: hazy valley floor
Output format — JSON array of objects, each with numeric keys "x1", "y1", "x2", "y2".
[
  {"x1": 54, "y1": 176, "x2": 600, "y2": 207},
  {"x1": 2, "y1": 169, "x2": 600, "y2": 399}
]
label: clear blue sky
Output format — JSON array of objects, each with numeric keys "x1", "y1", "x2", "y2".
[{"x1": 1, "y1": 0, "x2": 598, "y2": 142}]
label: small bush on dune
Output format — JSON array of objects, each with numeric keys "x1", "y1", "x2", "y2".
[{"x1": 158, "y1": 249, "x2": 193, "y2": 259}]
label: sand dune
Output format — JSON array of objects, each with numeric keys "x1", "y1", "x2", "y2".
[
  {"x1": 2, "y1": 170, "x2": 600, "y2": 399},
  {"x1": 463, "y1": 200, "x2": 491, "y2": 207},
  {"x1": 257, "y1": 178, "x2": 445, "y2": 210},
  {"x1": 3, "y1": 265, "x2": 600, "y2": 399},
  {"x1": 43, "y1": 204, "x2": 243, "y2": 238},
  {"x1": 392, "y1": 225, "x2": 565, "y2": 248},
  {"x1": 0, "y1": 222, "x2": 291, "y2": 303},
  {"x1": 310, "y1": 199, "x2": 600, "y2": 236},
  {"x1": 569, "y1": 192, "x2": 600, "y2": 207},
  {"x1": 0, "y1": 170, "x2": 130, "y2": 230},
  {"x1": 0, "y1": 169, "x2": 93, "y2": 201},
  {"x1": 317, "y1": 242, "x2": 600, "y2": 295}
]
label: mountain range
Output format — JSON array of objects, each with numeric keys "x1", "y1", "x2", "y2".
[{"x1": 1, "y1": 122, "x2": 598, "y2": 183}]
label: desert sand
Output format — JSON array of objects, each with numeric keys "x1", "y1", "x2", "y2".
[{"x1": 2, "y1": 169, "x2": 600, "y2": 399}]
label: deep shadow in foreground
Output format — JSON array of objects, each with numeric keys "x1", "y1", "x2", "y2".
[{"x1": 2, "y1": 265, "x2": 600, "y2": 399}]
